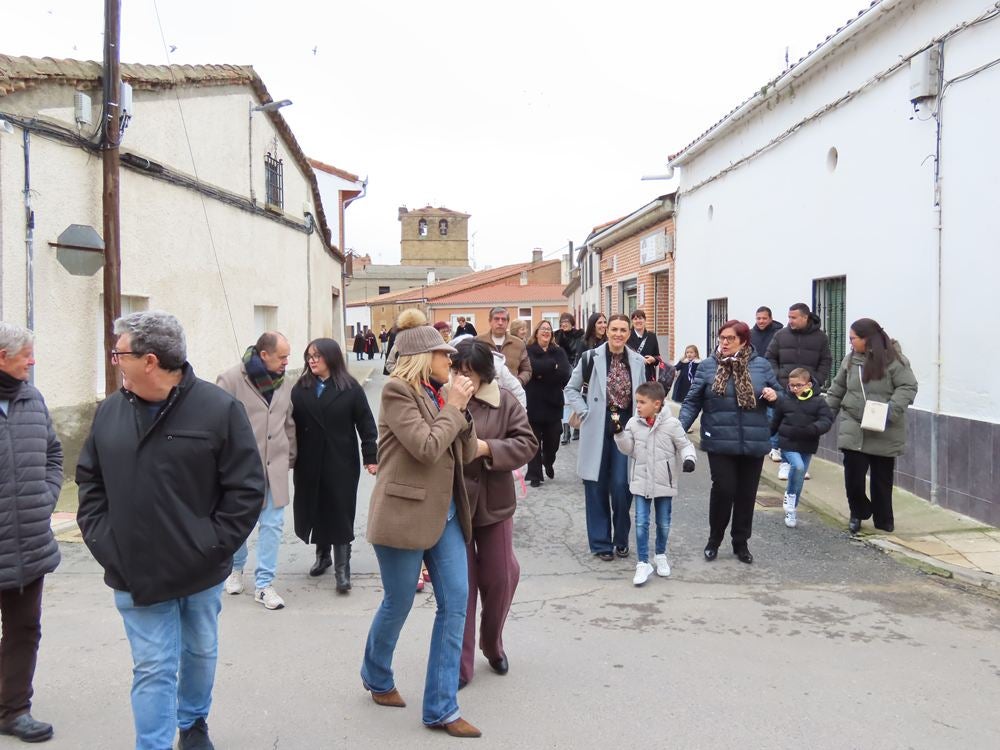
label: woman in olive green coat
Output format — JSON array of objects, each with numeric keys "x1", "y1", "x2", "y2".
[{"x1": 825, "y1": 318, "x2": 918, "y2": 534}]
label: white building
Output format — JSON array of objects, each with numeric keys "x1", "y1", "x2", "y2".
[
  {"x1": 667, "y1": 0, "x2": 1000, "y2": 524},
  {"x1": 0, "y1": 55, "x2": 348, "y2": 473}
]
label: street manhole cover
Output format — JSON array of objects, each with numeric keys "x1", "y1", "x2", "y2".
[{"x1": 755, "y1": 493, "x2": 784, "y2": 508}]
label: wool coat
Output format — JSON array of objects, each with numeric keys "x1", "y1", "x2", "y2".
[
  {"x1": 614, "y1": 411, "x2": 696, "y2": 499},
  {"x1": 0, "y1": 382, "x2": 62, "y2": 590},
  {"x1": 367, "y1": 378, "x2": 479, "y2": 549},
  {"x1": 524, "y1": 343, "x2": 571, "y2": 426},
  {"x1": 291, "y1": 379, "x2": 377, "y2": 545},
  {"x1": 564, "y1": 343, "x2": 647, "y2": 482},
  {"x1": 824, "y1": 348, "x2": 918, "y2": 458},
  {"x1": 216, "y1": 363, "x2": 296, "y2": 508},
  {"x1": 679, "y1": 351, "x2": 781, "y2": 457},
  {"x1": 352, "y1": 333, "x2": 365, "y2": 354},
  {"x1": 462, "y1": 381, "x2": 538, "y2": 527},
  {"x1": 769, "y1": 388, "x2": 834, "y2": 454},
  {"x1": 764, "y1": 313, "x2": 833, "y2": 388},
  {"x1": 476, "y1": 333, "x2": 532, "y2": 385}
]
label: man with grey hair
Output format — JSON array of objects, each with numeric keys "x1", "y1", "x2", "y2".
[
  {"x1": 76, "y1": 311, "x2": 264, "y2": 750},
  {"x1": 475, "y1": 306, "x2": 532, "y2": 385},
  {"x1": 216, "y1": 331, "x2": 295, "y2": 610},
  {"x1": 0, "y1": 323, "x2": 61, "y2": 743}
]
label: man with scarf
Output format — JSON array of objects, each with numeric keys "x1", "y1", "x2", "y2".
[{"x1": 217, "y1": 331, "x2": 296, "y2": 610}]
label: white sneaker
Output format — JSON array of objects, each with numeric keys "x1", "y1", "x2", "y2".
[
  {"x1": 653, "y1": 554, "x2": 671, "y2": 577},
  {"x1": 785, "y1": 508, "x2": 797, "y2": 528},
  {"x1": 254, "y1": 586, "x2": 285, "y2": 610},
  {"x1": 633, "y1": 561, "x2": 654, "y2": 586},
  {"x1": 769, "y1": 449, "x2": 782, "y2": 462},
  {"x1": 224, "y1": 570, "x2": 244, "y2": 595},
  {"x1": 778, "y1": 462, "x2": 791, "y2": 480},
  {"x1": 804, "y1": 471, "x2": 811, "y2": 480}
]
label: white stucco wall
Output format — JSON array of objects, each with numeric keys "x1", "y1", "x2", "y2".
[{"x1": 671, "y1": 0, "x2": 1000, "y2": 422}]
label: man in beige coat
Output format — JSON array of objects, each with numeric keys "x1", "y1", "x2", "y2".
[
  {"x1": 475, "y1": 306, "x2": 532, "y2": 386},
  {"x1": 216, "y1": 332, "x2": 296, "y2": 609}
]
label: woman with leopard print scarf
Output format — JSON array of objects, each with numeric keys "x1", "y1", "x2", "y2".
[{"x1": 678, "y1": 320, "x2": 780, "y2": 564}]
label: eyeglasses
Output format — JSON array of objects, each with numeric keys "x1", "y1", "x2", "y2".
[
  {"x1": 788, "y1": 382, "x2": 810, "y2": 390},
  {"x1": 718, "y1": 335, "x2": 738, "y2": 343},
  {"x1": 306, "y1": 354, "x2": 322, "y2": 362},
  {"x1": 110, "y1": 349, "x2": 140, "y2": 364}
]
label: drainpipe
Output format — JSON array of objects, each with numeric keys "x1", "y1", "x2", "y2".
[
  {"x1": 23, "y1": 129, "x2": 35, "y2": 384},
  {"x1": 929, "y1": 40, "x2": 946, "y2": 507}
]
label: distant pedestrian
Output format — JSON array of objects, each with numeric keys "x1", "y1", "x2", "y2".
[
  {"x1": 672, "y1": 345, "x2": 701, "y2": 404},
  {"x1": 216, "y1": 331, "x2": 296, "y2": 610},
  {"x1": 508, "y1": 319, "x2": 529, "y2": 343},
  {"x1": 680, "y1": 320, "x2": 780, "y2": 565},
  {"x1": 454, "y1": 316, "x2": 478, "y2": 338},
  {"x1": 582, "y1": 312, "x2": 608, "y2": 352},
  {"x1": 825, "y1": 319, "x2": 918, "y2": 534},
  {"x1": 752, "y1": 306, "x2": 785, "y2": 462},
  {"x1": 554, "y1": 313, "x2": 584, "y2": 444},
  {"x1": 433, "y1": 320, "x2": 453, "y2": 343},
  {"x1": 564, "y1": 315, "x2": 647, "y2": 560},
  {"x1": 77, "y1": 311, "x2": 264, "y2": 750},
  {"x1": 365, "y1": 328, "x2": 379, "y2": 360},
  {"x1": 378, "y1": 325, "x2": 389, "y2": 358},
  {"x1": 476, "y1": 307, "x2": 532, "y2": 385},
  {"x1": 0, "y1": 323, "x2": 61, "y2": 744},
  {"x1": 353, "y1": 330, "x2": 365, "y2": 361},
  {"x1": 614, "y1": 382, "x2": 696, "y2": 586},
  {"x1": 770, "y1": 367, "x2": 834, "y2": 528},
  {"x1": 382, "y1": 326, "x2": 398, "y2": 375},
  {"x1": 362, "y1": 309, "x2": 482, "y2": 738},
  {"x1": 764, "y1": 303, "x2": 832, "y2": 479},
  {"x1": 524, "y1": 321, "x2": 570, "y2": 487},
  {"x1": 451, "y1": 341, "x2": 537, "y2": 687},
  {"x1": 292, "y1": 338, "x2": 377, "y2": 593},
  {"x1": 626, "y1": 309, "x2": 661, "y2": 382}
]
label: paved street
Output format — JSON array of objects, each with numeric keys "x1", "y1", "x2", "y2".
[{"x1": 33, "y1": 370, "x2": 1000, "y2": 749}]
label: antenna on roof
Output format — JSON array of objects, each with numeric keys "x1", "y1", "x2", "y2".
[{"x1": 785, "y1": 46, "x2": 790, "y2": 70}]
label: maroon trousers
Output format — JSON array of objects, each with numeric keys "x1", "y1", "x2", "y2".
[
  {"x1": 0, "y1": 576, "x2": 44, "y2": 721},
  {"x1": 460, "y1": 518, "x2": 519, "y2": 684}
]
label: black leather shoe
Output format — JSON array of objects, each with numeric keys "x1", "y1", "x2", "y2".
[
  {"x1": 310, "y1": 551, "x2": 333, "y2": 577},
  {"x1": 545, "y1": 464, "x2": 555, "y2": 479},
  {"x1": 597, "y1": 551, "x2": 614, "y2": 561},
  {"x1": 848, "y1": 517, "x2": 861, "y2": 534},
  {"x1": 0, "y1": 713, "x2": 54, "y2": 743},
  {"x1": 178, "y1": 717, "x2": 214, "y2": 750},
  {"x1": 703, "y1": 546, "x2": 718, "y2": 561},
  {"x1": 735, "y1": 548, "x2": 754, "y2": 564},
  {"x1": 615, "y1": 545, "x2": 630, "y2": 558},
  {"x1": 488, "y1": 654, "x2": 509, "y2": 675},
  {"x1": 529, "y1": 479, "x2": 541, "y2": 488}
]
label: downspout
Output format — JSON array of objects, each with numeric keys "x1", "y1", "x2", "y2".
[
  {"x1": 929, "y1": 39, "x2": 947, "y2": 507},
  {"x1": 340, "y1": 178, "x2": 367, "y2": 342},
  {"x1": 304, "y1": 211, "x2": 315, "y2": 338},
  {"x1": 23, "y1": 128, "x2": 35, "y2": 384}
]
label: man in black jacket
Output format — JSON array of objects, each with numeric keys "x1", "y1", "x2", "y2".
[
  {"x1": 77, "y1": 311, "x2": 264, "y2": 750},
  {"x1": 750, "y1": 306, "x2": 784, "y2": 462}
]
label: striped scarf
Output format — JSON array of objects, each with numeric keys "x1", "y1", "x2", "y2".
[{"x1": 243, "y1": 346, "x2": 284, "y2": 403}]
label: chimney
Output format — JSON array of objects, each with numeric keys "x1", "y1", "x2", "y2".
[
  {"x1": 426, "y1": 268, "x2": 437, "y2": 285},
  {"x1": 532, "y1": 248, "x2": 543, "y2": 264}
]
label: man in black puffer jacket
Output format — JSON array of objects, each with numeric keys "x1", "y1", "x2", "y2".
[
  {"x1": 77, "y1": 311, "x2": 264, "y2": 750},
  {"x1": 764, "y1": 303, "x2": 833, "y2": 389},
  {"x1": 0, "y1": 323, "x2": 61, "y2": 743}
]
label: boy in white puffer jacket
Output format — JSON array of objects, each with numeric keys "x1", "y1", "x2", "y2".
[{"x1": 614, "y1": 382, "x2": 697, "y2": 585}]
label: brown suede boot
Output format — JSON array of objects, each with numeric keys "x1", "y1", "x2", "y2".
[
  {"x1": 430, "y1": 717, "x2": 482, "y2": 738},
  {"x1": 369, "y1": 687, "x2": 406, "y2": 708}
]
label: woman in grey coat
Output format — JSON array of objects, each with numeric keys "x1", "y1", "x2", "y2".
[
  {"x1": 825, "y1": 318, "x2": 918, "y2": 534},
  {"x1": 679, "y1": 320, "x2": 779, "y2": 564},
  {"x1": 564, "y1": 315, "x2": 647, "y2": 560}
]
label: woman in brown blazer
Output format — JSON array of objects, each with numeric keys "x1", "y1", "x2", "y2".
[
  {"x1": 450, "y1": 341, "x2": 538, "y2": 688},
  {"x1": 361, "y1": 309, "x2": 484, "y2": 738}
]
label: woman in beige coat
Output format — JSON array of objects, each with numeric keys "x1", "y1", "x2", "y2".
[{"x1": 361, "y1": 309, "x2": 484, "y2": 738}]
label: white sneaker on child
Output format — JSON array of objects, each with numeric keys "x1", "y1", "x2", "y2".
[
  {"x1": 783, "y1": 493, "x2": 797, "y2": 528},
  {"x1": 633, "y1": 561, "x2": 654, "y2": 586},
  {"x1": 224, "y1": 570, "x2": 244, "y2": 595},
  {"x1": 769, "y1": 449, "x2": 782, "y2": 462},
  {"x1": 653, "y1": 554, "x2": 671, "y2": 577},
  {"x1": 778, "y1": 462, "x2": 791, "y2": 480}
]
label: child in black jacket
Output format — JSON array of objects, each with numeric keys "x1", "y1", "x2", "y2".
[{"x1": 770, "y1": 367, "x2": 834, "y2": 528}]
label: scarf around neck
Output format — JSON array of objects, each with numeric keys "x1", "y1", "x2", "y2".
[
  {"x1": 0, "y1": 370, "x2": 24, "y2": 400},
  {"x1": 243, "y1": 346, "x2": 284, "y2": 403},
  {"x1": 712, "y1": 345, "x2": 757, "y2": 410}
]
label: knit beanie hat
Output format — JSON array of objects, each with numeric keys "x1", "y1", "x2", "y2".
[{"x1": 394, "y1": 309, "x2": 457, "y2": 356}]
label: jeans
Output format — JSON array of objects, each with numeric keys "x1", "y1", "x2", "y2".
[
  {"x1": 767, "y1": 406, "x2": 780, "y2": 451},
  {"x1": 361, "y1": 513, "x2": 469, "y2": 726},
  {"x1": 583, "y1": 431, "x2": 632, "y2": 554},
  {"x1": 783, "y1": 451, "x2": 813, "y2": 501},
  {"x1": 634, "y1": 496, "x2": 672, "y2": 563},
  {"x1": 0, "y1": 576, "x2": 44, "y2": 722},
  {"x1": 232, "y1": 489, "x2": 283, "y2": 589},
  {"x1": 114, "y1": 582, "x2": 224, "y2": 750}
]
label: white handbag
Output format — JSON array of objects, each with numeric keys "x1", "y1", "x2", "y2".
[{"x1": 858, "y1": 366, "x2": 889, "y2": 432}]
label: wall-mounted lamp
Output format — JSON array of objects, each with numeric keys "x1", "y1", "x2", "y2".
[
  {"x1": 248, "y1": 99, "x2": 292, "y2": 203},
  {"x1": 0, "y1": 119, "x2": 14, "y2": 135},
  {"x1": 251, "y1": 99, "x2": 293, "y2": 113}
]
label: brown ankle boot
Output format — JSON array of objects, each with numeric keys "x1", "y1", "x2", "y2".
[
  {"x1": 369, "y1": 687, "x2": 406, "y2": 708},
  {"x1": 431, "y1": 717, "x2": 482, "y2": 738}
]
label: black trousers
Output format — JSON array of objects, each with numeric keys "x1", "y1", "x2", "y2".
[
  {"x1": 706, "y1": 453, "x2": 765, "y2": 550},
  {"x1": 842, "y1": 449, "x2": 896, "y2": 527},
  {"x1": 0, "y1": 575, "x2": 44, "y2": 721},
  {"x1": 526, "y1": 420, "x2": 562, "y2": 481}
]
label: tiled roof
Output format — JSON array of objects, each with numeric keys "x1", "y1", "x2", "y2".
[
  {"x1": 433, "y1": 284, "x2": 567, "y2": 305},
  {"x1": 0, "y1": 54, "x2": 342, "y2": 260},
  {"x1": 668, "y1": 1, "x2": 881, "y2": 164},
  {"x1": 308, "y1": 158, "x2": 361, "y2": 184}
]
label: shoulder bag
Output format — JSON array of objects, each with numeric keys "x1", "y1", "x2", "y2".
[{"x1": 858, "y1": 365, "x2": 888, "y2": 432}]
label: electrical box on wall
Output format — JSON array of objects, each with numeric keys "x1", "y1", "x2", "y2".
[
  {"x1": 909, "y1": 46, "x2": 940, "y2": 102},
  {"x1": 74, "y1": 91, "x2": 92, "y2": 126}
]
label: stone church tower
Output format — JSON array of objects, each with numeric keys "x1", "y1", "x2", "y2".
[{"x1": 398, "y1": 206, "x2": 470, "y2": 267}]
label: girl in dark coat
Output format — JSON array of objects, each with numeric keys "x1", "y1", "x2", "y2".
[
  {"x1": 292, "y1": 338, "x2": 377, "y2": 592},
  {"x1": 582, "y1": 312, "x2": 608, "y2": 352},
  {"x1": 672, "y1": 344, "x2": 701, "y2": 403},
  {"x1": 524, "y1": 321, "x2": 571, "y2": 486},
  {"x1": 352, "y1": 332, "x2": 365, "y2": 361}
]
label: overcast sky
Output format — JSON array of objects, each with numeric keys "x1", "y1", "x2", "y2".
[{"x1": 3, "y1": 0, "x2": 870, "y2": 268}]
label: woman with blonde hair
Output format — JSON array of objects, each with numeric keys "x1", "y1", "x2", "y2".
[{"x1": 361, "y1": 309, "x2": 485, "y2": 738}]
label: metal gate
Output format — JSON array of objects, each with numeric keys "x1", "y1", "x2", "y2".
[
  {"x1": 812, "y1": 276, "x2": 847, "y2": 389},
  {"x1": 706, "y1": 297, "x2": 728, "y2": 355}
]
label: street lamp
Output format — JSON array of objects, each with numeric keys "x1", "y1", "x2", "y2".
[{"x1": 248, "y1": 99, "x2": 293, "y2": 203}]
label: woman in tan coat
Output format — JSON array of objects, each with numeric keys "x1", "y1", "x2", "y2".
[{"x1": 361, "y1": 309, "x2": 484, "y2": 738}]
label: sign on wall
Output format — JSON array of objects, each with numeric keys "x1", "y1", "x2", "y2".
[{"x1": 640, "y1": 230, "x2": 671, "y2": 265}]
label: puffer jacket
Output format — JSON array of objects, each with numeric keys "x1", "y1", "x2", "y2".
[
  {"x1": 614, "y1": 411, "x2": 696, "y2": 498},
  {"x1": 764, "y1": 313, "x2": 833, "y2": 388},
  {"x1": 770, "y1": 388, "x2": 834, "y2": 454},
  {"x1": 0, "y1": 383, "x2": 62, "y2": 589},
  {"x1": 824, "y1": 346, "x2": 918, "y2": 457},
  {"x1": 679, "y1": 352, "x2": 780, "y2": 456}
]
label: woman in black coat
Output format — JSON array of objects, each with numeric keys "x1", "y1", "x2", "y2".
[
  {"x1": 352, "y1": 331, "x2": 365, "y2": 361},
  {"x1": 626, "y1": 309, "x2": 660, "y2": 382},
  {"x1": 524, "y1": 321, "x2": 571, "y2": 487},
  {"x1": 292, "y1": 338, "x2": 378, "y2": 593},
  {"x1": 672, "y1": 344, "x2": 701, "y2": 404}
]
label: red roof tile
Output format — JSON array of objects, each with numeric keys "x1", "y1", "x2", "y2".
[{"x1": 308, "y1": 158, "x2": 361, "y2": 184}]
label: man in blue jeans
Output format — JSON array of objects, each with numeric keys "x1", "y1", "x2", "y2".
[{"x1": 77, "y1": 311, "x2": 264, "y2": 750}]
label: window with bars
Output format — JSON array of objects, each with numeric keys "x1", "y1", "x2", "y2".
[
  {"x1": 813, "y1": 275, "x2": 847, "y2": 389},
  {"x1": 706, "y1": 297, "x2": 728, "y2": 354},
  {"x1": 439, "y1": 219, "x2": 448, "y2": 236},
  {"x1": 264, "y1": 152, "x2": 283, "y2": 208}
]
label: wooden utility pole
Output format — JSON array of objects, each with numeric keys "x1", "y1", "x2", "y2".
[{"x1": 102, "y1": 0, "x2": 122, "y2": 395}]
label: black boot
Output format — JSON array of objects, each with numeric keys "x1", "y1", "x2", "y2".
[
  {"x1": 572, "y1": 428, "x2": 580, "y2": 441},
  {"x1": 310, "y1": 544, "x2": 332, "y2": 577},
  {"x1": 561, "y1": 424, "x2": 570, "y2": 445},
  {"x1": 334, "y1": 544, "x2": 351, "y2": 593}
]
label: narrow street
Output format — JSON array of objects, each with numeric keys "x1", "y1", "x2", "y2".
[{"x1": 35, "y1": 370, "x2": 1000, "y2": 749}]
